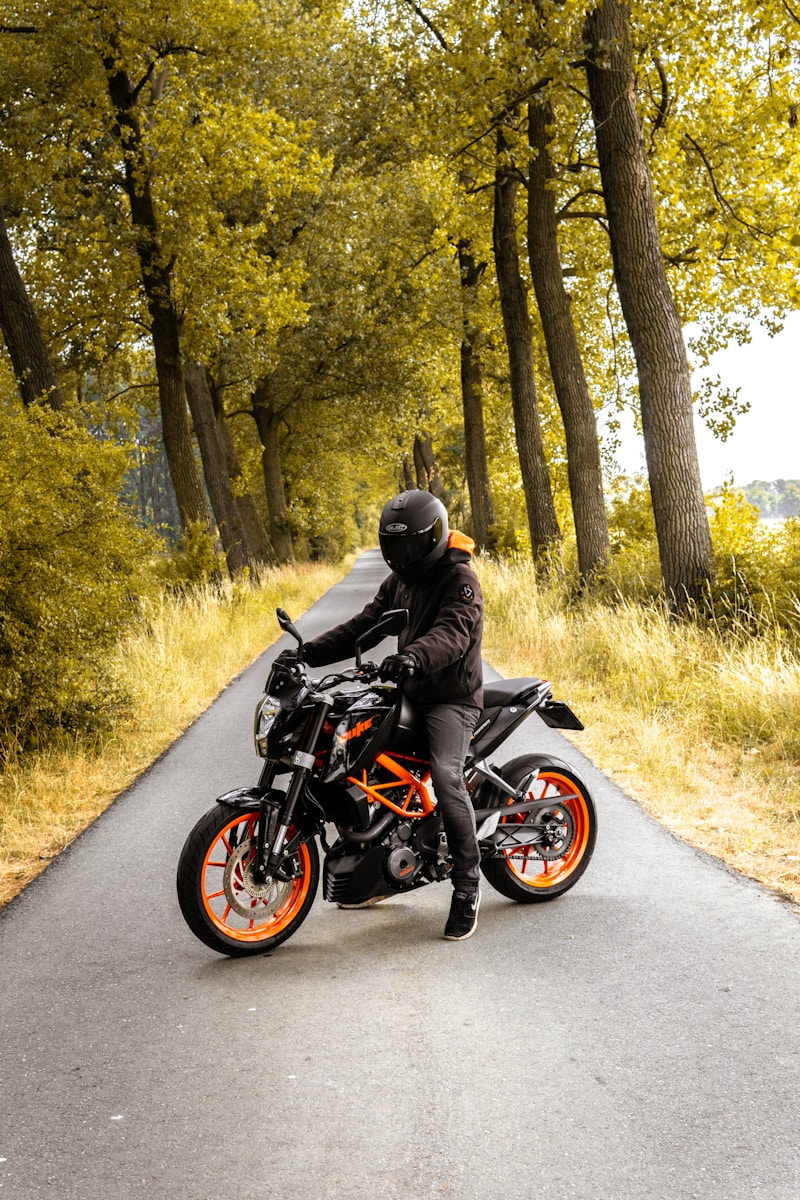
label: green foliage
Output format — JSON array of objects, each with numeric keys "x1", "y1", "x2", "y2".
[
  {"x1": 0, "y1": 403, "x2": 159, "y2": 753},
  {"x1": 741, "y1": 479, "x2": 800, "y2": 520},
  {"x1": 151, "y1": 521, "x2": 223, "y2": 590},
  {"x1": 602, "y1": 478, "x2": 662, "y2": 598},
  {"x1": 705, "y1": 485, "x2": 800, "y2": 631}
]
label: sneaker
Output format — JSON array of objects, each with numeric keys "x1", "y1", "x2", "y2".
[
  {"x1": 336, "y1": 894, "x2": 394, "y2": 910},
  {"x1": 443, "y1": 889, "x2": 481, "y2": 941}
]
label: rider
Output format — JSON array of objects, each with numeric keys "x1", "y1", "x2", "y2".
[{"x1": 294, "y1": 490, "x2": 484, "y2": 941}]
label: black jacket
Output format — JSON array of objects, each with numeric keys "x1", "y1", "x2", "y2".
[{"x1": 303, "y1": 533, "x2": 484, "y2": 709}]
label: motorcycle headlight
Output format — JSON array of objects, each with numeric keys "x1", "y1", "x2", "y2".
[{"x1": 254, "y1": 694, "x2": 281, "y2": 757}]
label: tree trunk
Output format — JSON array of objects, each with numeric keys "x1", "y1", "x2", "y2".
[
  {"x1": 413, "y1": 434, "x2": 445, "y2": 497},
  {"x1": 401, "y1": 452, "x2": 415, "y2": 491},
  {"x1": 527, "y1": 102, "x2": 610, "y2": 580},
  {"x1": 252, "y1": 380, "x2": 295, "y2": 564},
  {"x1": 584, "y1": 0, "x2": 713, "y2": 605},
  {"x1": 184, "y1": 363, "x2": 254, "y2": 577},
  {"x1": 209, "y1": 373, "x2": 275, "y2": 567},
  {"x1": 102, "y1": 53, "x2": 211, "y2": 533},
  {"x1": 492, "y1": 148, "x2": 562, "y2": 564},
  {"x1": 458, "y1": 241, "x2": 497, "y2": 551},
  {"x1": 0, "y1": 199, "x2": 65, "y2": 412}
]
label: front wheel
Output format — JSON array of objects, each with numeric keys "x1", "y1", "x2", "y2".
[
  {"x1": 479, "y1": 754, "x2": 597, "y2": 903},
  {"x1": 176, "y1": 804, "x2": 319, "y2": 956}
]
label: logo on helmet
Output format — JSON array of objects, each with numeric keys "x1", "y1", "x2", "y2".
[{"x1": 385, "y1": 523, "x2": 408, "y2": 533}]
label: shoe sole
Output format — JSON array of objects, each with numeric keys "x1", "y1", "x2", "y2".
[
  {"x1": 337, "y1": 895, "x2": 394, "y2": 909},
  {"x1": 443, "y1": 925, "x2": 477, "y2": 941}
]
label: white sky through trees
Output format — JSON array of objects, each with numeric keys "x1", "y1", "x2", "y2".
[{"x1": 610, "y1": 312, "x2": 800, "y2": 490}]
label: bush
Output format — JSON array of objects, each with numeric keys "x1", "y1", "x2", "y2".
[
  {"x1": 0, "y1": 405, "x2": 159, "y2": 753},
  {"x1": 601, "y1": 478, "x2": 662, "y2": 600},
  {"x1": 706, "y1": 486, "x2": 800, "y2": 634},
  {"x1": 152, "y1": 520, "x2": 223, "y2": 589}
]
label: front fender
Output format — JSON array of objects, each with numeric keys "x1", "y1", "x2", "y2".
[{"x1": 216, "y1": 786, "x2": 270, "y2": 811}]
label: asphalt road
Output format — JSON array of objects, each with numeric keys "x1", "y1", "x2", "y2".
[{"x1": 1, "y1": 551, "x2": 799, "y2": 1200}]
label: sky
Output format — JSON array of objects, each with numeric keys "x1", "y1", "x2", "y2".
[{"x1": 609, "y1": 311, "x2": 800, "y2": 490}]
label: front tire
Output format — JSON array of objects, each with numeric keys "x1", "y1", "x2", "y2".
[
  {"x1": 177, "y1": 804, "x2": 319, "y2": 956},
  {"x1": 479, "y1": 754, "x2": 597, "y2": 903}
]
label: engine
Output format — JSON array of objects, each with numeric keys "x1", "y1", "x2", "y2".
[{"x1": 322, "y1": 814, "x2": 451, "y2": 905}]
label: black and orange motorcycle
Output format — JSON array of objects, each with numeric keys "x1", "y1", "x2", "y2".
[{"x1": 176, "y1": 607, "x2": 597, "y2": 956}]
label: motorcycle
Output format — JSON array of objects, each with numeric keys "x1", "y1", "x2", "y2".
[{"x1": 177, "y1": 606, "x2": 597, "y2": 956}]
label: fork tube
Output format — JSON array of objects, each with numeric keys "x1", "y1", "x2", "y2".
[{"x1": 265, "y1": 697, "x2": 332, "y2": 872}]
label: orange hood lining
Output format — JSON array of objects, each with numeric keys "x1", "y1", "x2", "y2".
[{"x1": 448, "y1": 529, "x2": 475, "y2": 555}]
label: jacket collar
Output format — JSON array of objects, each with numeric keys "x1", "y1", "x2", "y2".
[{"x1": 447, "y1": 529, "x2": 475, "y2": 556}]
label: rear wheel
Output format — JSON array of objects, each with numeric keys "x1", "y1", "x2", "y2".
[
  {"x1": 177, "y1": 804, "x2": 319, "y2": 956},
  {"x1": 479, "y1": 754, "x2": 596, "y2": 903}
]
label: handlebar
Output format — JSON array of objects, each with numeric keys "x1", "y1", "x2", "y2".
[{"x1": 316, "y1": 662, "x2": 381, "y2": 689}]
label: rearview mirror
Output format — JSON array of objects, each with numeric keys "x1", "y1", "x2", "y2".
[
  {"x1": 276, "y1": 607, "x2": 304, "y2": 652},
  {"x1": 355, "y1": 608, "x2": 409, "y2": 666}
]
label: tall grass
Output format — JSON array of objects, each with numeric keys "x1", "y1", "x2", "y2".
[
  {"x1": 0, "y1": 562, "x2": 347, "y2": 906},
  {"x1": 477, "y1": 557, "x2": 800, "y2": 905}
]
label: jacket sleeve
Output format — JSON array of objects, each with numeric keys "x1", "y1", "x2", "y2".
[
  {"x1": 404, "y1": 568, "x2": 483, "y2": 676},
  {"x1": 302, "y1": 575, "x2": 396, "y2": 668}
]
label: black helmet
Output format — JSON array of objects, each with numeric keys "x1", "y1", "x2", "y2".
[{"x1": 378, "y1": 491, "x2": 449, "y2": 579}]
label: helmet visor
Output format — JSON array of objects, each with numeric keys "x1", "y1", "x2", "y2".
[{"x1": 379, "y1": 517, "x2": 443, "y2": 573}]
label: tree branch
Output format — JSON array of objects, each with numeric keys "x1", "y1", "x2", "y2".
[
  {"x1": 453, "y1": 78, "x2": 552, "y2": 159},
  {"x1": 780, "y1": 0, "x2": 800, "y2": 27},
  {"x1": 400, "y1": 0, "x2": 448, "y2": 51},
  {"x1": 649, "y1": 54, "x2": 669, "y2": 149},
  {"x1": 683, "y1": 133, "x2": 772, "y2": 239},
  {"x1": 557, "y1": 187, "x2": 605, "y2": 217}
]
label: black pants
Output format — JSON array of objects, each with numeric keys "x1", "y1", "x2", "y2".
[{"x1": 422, "y1": 703, "x2": 481, "y2": 895}]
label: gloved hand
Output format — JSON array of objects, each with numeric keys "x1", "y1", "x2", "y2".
[
  {"x1": 379, "y1": 652, "x2": 418, "y2": 682},
  {"x1": 274, "y1": 647, "x2": 301, "y2": 669}
]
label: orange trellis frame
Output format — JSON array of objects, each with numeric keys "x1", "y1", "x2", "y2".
[{"x1": 347, "y1": 753, "x2": 435, "y2": 818}]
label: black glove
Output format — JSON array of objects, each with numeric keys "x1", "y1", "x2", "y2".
[
  {"x1": 274, "y1": 647, "x2": 301, "y2": 669},
  {"x1": 379, "y1": 653, "x2": 418, "y2": 682}
]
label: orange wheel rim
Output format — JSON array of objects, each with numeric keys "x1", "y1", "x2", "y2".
[
  {"x1": 501, "y1": 772, "x2": 590, "y2": 889},
  {"x1": 200, "y1": 813, "x2": 312, "y2": 942}
]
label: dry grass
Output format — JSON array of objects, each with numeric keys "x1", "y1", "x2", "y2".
[
  {"x1": 6, "y1": 552, "x2": 799, "y2": 911},
  {"x1": 477, "y1": 557, "x2": 800, "y2": 907},
  {"x1": 0, "y1": 562, "x2": 347, "y2": 906}
]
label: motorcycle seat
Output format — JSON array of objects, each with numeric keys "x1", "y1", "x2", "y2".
[{"x1": 482, "y1": 678, "x2": 544, "y2": 709}]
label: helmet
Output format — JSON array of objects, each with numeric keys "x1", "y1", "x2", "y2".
[{"x1": 378, "y1": 491, "x2": 449, "y2": 579}]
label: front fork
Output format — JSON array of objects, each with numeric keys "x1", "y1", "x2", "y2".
[{"x1": 252, "y1": 696, "x2": 332, "y2": 883}]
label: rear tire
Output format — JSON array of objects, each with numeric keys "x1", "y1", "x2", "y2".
[
  {"x1": 177, "y1": 804, "x2": 319, "y2": 956},
  {"x1": 479, "y1": 754, "x2": 596, "y2": 903}
]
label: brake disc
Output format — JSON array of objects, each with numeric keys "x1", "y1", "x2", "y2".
[{"x1": 222, "y1": 837, "x2": 293, "y2": 919}]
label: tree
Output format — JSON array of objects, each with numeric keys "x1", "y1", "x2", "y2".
[
  {"x1": 526, "y1": 98, "x2": 610, "y2": 580},
  {"x1": 99, "y1": 39, "x2": 212, "y2": 533},
  {"x1": 457, "y1": 240, "x2": 498, "y2": 550},
  {"x1": 584, "y1": 0, "x2": 714, "y2": 605},
  {"x1": 183, "y1": 363, "x2": 255, "y2": 575},
  {"x1": 492, "y1": 136, "x2": 561, "y2": 562},
  {"x1": 0, "y1": 199, "x2": 65, "y2": 412}
]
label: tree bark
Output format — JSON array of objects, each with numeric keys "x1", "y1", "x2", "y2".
[
  {"x1": 252, "y1": 380, "x2": 295, "y2": 564},
  {"x1": 0, "y1": 199, "x2": 65, "y2": 412},
  {"x1": 584, "y1": 0, "x2": 713, "y2": 605},
  {"x1": 458, "y1": 241, "x2": 497, "y2": 551},
  {"x1": 413, "y1": 433, "x2": 444, "y2": 497},
  {"x1": 401, "y1": 452, "x2": 416, "y2": 491},
  {"x1": 492, "y1": 148, "x2": 562, "y2": 564},
  {"x1": 102, "y1": 52, "x2": 211, "y2": 533},
  {"x1": 209, "y1": 373, "x2": 275, "y2": 567},
  {"x1": 184, "y1": 363, "x2": 255, "y2": 577},
  {"x1": 527, "y1": 102, "x2": 610, "y2": 580}
]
